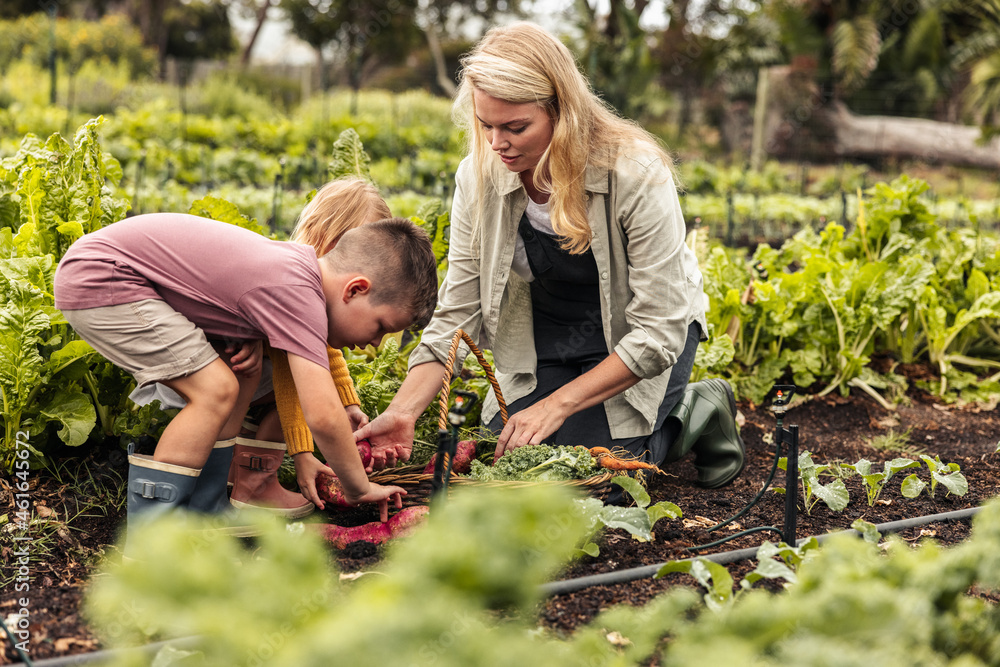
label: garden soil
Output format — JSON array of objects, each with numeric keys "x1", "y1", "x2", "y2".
[{"x1": 3, "y1": 376, "x2": 1000, "y2": 663}]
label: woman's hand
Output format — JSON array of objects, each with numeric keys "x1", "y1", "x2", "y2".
[
  {"x1": 494, "y1": 396, "x2": 569, "y2": 461},
  {"x1": 292, "y1": 452, "x2": 335, "y2": 510},
  {"x1": 227, "y1": 340, "x2": 263, "y2": 377},
  {"x1": 345, "y1": 404, "x2": 369, "y2": 431},
  {"x1": 354, "y1": 410, "x2": 415, "y2": 470}
]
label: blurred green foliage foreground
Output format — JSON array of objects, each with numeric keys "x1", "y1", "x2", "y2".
[{"x1": 86, "y1": 485, "x2": 1000, "y2": 667}]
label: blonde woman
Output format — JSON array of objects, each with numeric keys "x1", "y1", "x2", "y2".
[{"x1": 358, "y1": 22, "x2": 745, "y2": 490}]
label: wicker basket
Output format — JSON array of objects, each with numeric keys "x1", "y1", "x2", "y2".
[{"x1": 370, "y1": 329, "x2": 617, "y2": 506}]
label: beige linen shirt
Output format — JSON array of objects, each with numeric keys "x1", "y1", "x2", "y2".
[{"x1": 409, "y1": 147, "x2": 708, "y2": 439}]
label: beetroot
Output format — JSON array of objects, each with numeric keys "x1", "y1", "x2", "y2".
[
  {"x1": 356, "y1": 439, "x2": 372, "y2": 467},
  {"x1": 422, "y1": 440, "x2": 478, "y2": 475},
  {"x1": 319, "y1": 505, "x2": 429, "y2": 549},
  {"x1": 317, "y1": 476, "x2": 351, "y2": 508}
]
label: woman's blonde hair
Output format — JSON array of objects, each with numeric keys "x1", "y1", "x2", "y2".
[
  {"x1": 290, "y1": 177, "x2": 392, "y2": 255},
  {"x1": 454, "y1": 21, "x2": 673, "y2": 254}
]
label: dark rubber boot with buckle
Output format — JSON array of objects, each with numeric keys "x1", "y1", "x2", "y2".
[
  {"x1": 125, "y1": 449, "x2": 200, "y2": 557},
  {"x1": 188, "y1": 438, "x2": 236, "y2": 514},
  {"x1": 662, "y1": 378, "x2": 745, "y2": 488}
]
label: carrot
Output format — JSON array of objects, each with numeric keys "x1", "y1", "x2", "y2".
[
  {"x1": 318, "y1": 505, "x2": 429, "y2": 549},
  {"x1": 422, "y1": 440, "x2": 478, "y2": 475},
  {"x1": 588, "y1": 447, "x2": 662, "y2": 472}
]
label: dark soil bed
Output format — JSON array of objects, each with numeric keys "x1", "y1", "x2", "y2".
[{"x1": 3, "y1": 384, "x2": 1000, "y2": 664}]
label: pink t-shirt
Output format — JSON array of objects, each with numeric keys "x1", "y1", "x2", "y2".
[{"x1": 54, "y1": 213, "x2": 330, "y2": 369}]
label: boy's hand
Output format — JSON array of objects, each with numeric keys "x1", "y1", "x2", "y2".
[
  {"x1": 351, "y1": 482, "x2": 406, "y2": 522},
  {"x1": 354, "y1": 411, "x2": 414, "y2": 470},
  {"x1": 345, "y1": 404, "x2": 369, "y2": 432},
  {"x1": 293, "y1": 452, "x2": 335, "y2": 509},
  {"x1": 228, "y1": 340, "x2": 263, "y2": 377}
]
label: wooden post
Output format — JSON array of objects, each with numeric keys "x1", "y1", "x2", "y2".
[{"x1": 750, "y1": 67, "x2": 769, "y2": 171}]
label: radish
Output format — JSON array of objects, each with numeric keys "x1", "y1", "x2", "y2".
[
  {"x1": 317, "y1": 477, "x2": 351, "y2": 508},
  {"x1": 318, "y1": 505, "x2": 429, "y2": 549},
  {"x1": 422, "y1": 440, "x2": 478, "y2": 475},
  {"x1": 356, "y1": 439, "x2": 372, "y2": 467}
]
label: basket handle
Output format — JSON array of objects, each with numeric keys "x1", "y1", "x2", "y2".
[{"x1": 437, "y1": 329, "x2": 507, "y2": 431}]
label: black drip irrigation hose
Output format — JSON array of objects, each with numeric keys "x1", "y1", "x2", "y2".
[
  {"x1": 539, "y1": 505, "x2": 983, "y2": 597},
  {"x1": 4, "y1": 636, "x2": 201, "y2": 667}
]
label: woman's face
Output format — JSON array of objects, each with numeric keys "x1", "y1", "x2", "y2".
[{"x1": 473, "y1": 88, "x2": 554, "y2": 177}]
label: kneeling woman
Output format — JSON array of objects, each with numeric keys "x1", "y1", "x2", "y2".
[{"x1": 359, "y1": 22, "x2": 743, "y2": 488}]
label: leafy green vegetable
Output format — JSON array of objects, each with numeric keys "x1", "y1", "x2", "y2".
[
  {"x1": 901, "y1": 454, "x2": 969, "y2": 499},
  {"x1": 188, "y1": 195, "x2": 271, "y2": 237},
  {"x1": 469, "y1": 445, "x2": 597, "y2": 482},
  {"x1": 778, "y1": 451, "x2": 850, "y2": 515},
  {"x1": 848, "y1": 457, "x2": 920, "y2": 506},
  {"x1": 328, "y1": 128, "x2": 372, "y2": 182}
]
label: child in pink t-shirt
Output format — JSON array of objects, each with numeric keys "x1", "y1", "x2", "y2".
[{"x1": 54, "y1": 213, "x2": 438, "y2": 550}]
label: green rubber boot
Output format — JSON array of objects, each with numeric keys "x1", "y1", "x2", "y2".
[
  {"x1": 663, "y1": 378, "x2": 745, "y2": 488},
  {"x1": 125, "y1": 450, "x2": 200, "y2": 557}
]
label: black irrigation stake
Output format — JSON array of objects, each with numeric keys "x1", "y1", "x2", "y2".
[
  {"x1": 270, "y1": 157, "x2": 286, "y2": 233},
  {"x1": 430, "y1": 390, "x2": 478, "y2": 505},
  {"x1": 132, "y1": 153, "x2": 146, "y2": 215},
  {"x1": 840, "y1": 190, "x2": 849, "y2": 231},
  {"x1": 725, "y1": 190, "x2": 735, "y2": 246},
  {"x1": 687, "y1": 384, "x2": 800, "y2": 551}
]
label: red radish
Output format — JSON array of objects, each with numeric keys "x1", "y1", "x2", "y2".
[
  {"x1": 317, "y1": 477, "x2": 351, "y2": 508},
  {"x1": 422, "y1": 440, "x2": 478, "y2": 474},
  {"x1": 356, "y1": 439, "x2": 372, "y2": 467},
  {"x1": 318, "y1": 505, "x2": 429, "y2": 549}
]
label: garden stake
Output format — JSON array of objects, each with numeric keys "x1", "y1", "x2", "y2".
[
  {"x1": 687, "y1": 385, "x2": 799, "y2": 551},
  {"x1": 430, "y1": 390, "x2": 478, "y2": 505}
]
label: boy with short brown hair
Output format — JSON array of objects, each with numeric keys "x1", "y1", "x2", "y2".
[{"x1": 54, "y1": 213, "x2": 437, "y2": 546}]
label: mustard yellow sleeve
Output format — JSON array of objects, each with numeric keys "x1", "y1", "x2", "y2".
[
  {"x1": 268, "y1": 347, "x2": 315, "y2": 456},
  {"x1": 329, "y1": 346, "x2": 361, "y2": 407}
]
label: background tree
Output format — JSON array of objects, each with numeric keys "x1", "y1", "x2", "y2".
[
  {"x1": 952, "y1": 0, "x2": 1000, "y2": 132},
  {"x1": 281, "y1": 0, "x2": 419, "y2": 104},
  {"x1": 413, "y1": 0, "x2": 524, "y2": 96},
  {"x1": 163, "y1": 0, "x2": 237, "y2": 112},
  {"x1": 573, "y1": 0, "x2": 658, "y2": 118}
]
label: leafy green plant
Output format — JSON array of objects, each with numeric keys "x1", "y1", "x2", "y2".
[
  {"x1": 848, "y1": 457, "x2": 920, "y2": 506},
  {"x1": 657, "y1": 538, "x2": 819, "y2": 610},
  {"x1": 328, "y1": 128, "x2": 372, "y2": 182},
  {"x1": 575, "y1": 476, "x2": 683, "y2": 557},
  {"x1": 778, "y1": 451, "x2": 850, "y2": 515},
  {"x1": 0, "y1": 118, "x2": 135, "y2": 471},
  {"x1": 866, "y1": 428, "x2": 914, "y2": 454},
  {"x1": 851, "y1": 518, "x2": 882, "y2": 545},
  {"x1": 901, "y1": 454, "x2": 969, "y2": 499}
]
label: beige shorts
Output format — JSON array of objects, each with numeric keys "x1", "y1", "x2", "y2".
[{"x1": 62, "y1": 299, "x2": 219, "y2": 387}]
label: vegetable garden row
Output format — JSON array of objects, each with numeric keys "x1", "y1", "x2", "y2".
[{"x1": 4, "y1": 90, "x2": 1000, "y2": 237}]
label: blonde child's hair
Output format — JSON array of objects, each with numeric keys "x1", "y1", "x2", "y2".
[
  {"x1": 453, "y1": 21, "x2": 673, "y2": 254},
  {"x1": 290, "y1": 178, "x2": 392, "y2": 255}
]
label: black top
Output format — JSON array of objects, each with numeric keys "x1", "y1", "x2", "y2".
[{"x1": 518, "y1": 213, "x2": 609, "y2": 363}]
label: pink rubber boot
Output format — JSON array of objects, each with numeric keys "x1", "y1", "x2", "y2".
[{"x1": 228, "y1": 437, "x2": 313, "y2": 519}]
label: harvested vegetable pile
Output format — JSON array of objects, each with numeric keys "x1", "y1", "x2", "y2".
[
  {"x1": 469, "y1": 445, "x2": 598, "y2": 482},
  {"x1": 315, "y1": 505, "x2": 429, "y2": 549}
]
